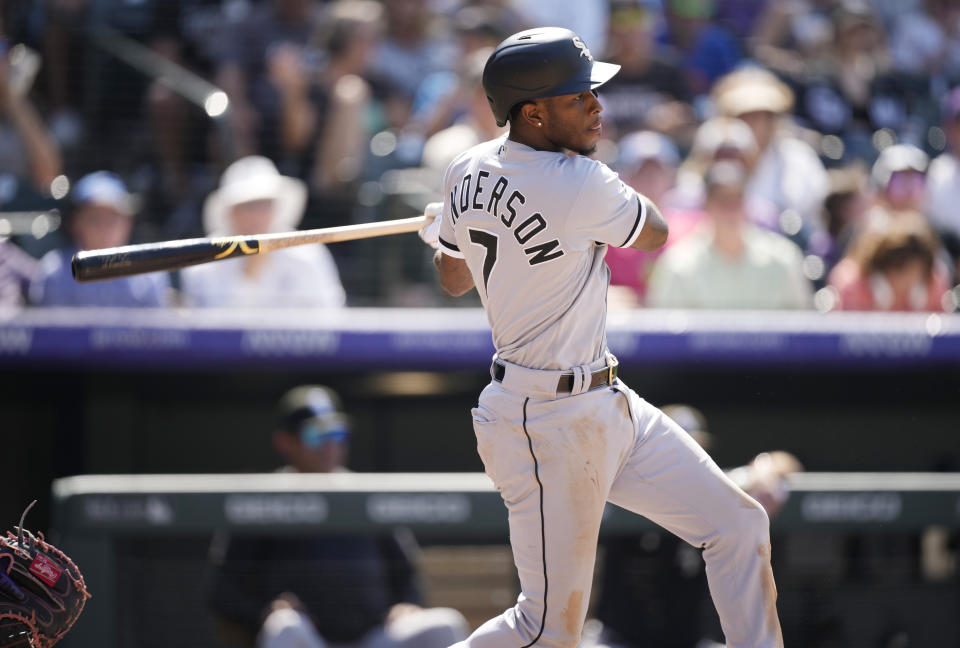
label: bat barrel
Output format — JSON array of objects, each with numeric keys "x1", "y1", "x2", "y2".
[{"x1": 71, "y1": 237, "x2": 261, "y2": 282}]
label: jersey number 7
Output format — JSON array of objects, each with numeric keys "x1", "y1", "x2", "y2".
[{"x1": 468, "y1": 228, "x2": 498, "y2": 296}]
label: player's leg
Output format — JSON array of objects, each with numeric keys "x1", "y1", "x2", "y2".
[
  {"x1": 257, "y1": 606, "x2": 327, "y2": 648},
  {"x1": 453, "y1": 384, "x2": 635, "y2": 648},
  {"x1": 606, "y1": 385, "x2": 783, "y2": 648}
]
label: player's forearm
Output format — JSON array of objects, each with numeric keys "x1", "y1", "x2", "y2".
[
  {"x1": 435, "y1": 250, "x2": 475, "y2": 296},
  {"x1": 629, "y1": 195, "x2": 669, "y2": 251}
]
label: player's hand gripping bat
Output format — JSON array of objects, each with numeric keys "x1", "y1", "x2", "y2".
[{"x1": 71, "y1": 215, "x2": 429, "y2": 282}]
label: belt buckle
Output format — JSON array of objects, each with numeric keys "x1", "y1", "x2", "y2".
[{"x1": 606, "y1": 352, "x2": 618, "y2": 385}]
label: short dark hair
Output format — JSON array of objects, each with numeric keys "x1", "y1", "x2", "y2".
[{"x1": 508, "y1": 100, "x2": 532, "y2": 124}]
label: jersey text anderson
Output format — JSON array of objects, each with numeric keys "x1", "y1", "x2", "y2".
[{"x1": 450, "y1": 169, "x2": 566, "y2": 266}]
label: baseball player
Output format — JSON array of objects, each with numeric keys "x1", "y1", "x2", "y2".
[{"x1": 419, "y1": 28, "x2": 783, "y2": 648}]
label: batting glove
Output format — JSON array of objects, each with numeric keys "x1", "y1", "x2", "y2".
[{"x1": 418, "y1": 202, "x2": 442, "y2": 250}]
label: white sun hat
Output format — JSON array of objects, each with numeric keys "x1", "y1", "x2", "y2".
[{"x1": 202, "y1": 156, "x2": 308, "y2": 235}]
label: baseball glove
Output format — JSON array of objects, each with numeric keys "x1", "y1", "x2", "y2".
[{"x1": 0, "y1": 502, "x2": 89, "y2": 647}]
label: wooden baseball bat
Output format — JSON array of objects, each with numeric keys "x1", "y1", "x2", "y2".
[{"x1": 71, "y1": 215, "x2": 428, "y2": 282}]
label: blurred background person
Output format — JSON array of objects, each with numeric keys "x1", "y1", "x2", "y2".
[
  {"x1": 604, "y1": 130, "x2": 695, "y2": 307},
  {"x1": 0, "y1": 239, "x2": 38, "y2": 308},
  {"x1": 180, "y1": 156, "x2": 345, "y2": 308},
  {"x1": 870, "y1": 143, "x2": 929, "y2": 214},
  {"x1": 711, "y1": 65, "x2": 829, "y2": 251},
  {"x1": 792, "y1": 2, "x2": 910, "y2": 163},
  {"x1": 366, "y1": 0, "x2": 456, "y2": 138},
  {"x1": 750, "y1": 0, "x2": 839, "y2": 83},
  {"x1": 660, "y1": 0, "x2": 742, "y2": 97},
  {"x1": 508, "y1": 0, "x2": 609, "y2": 63},
  {"x1": 29, "y1": 171, "x2": 171, "y2": 307},
  {"x1": 826, "y1": 212, "x2": 951, "y2": 311},
  {"x1": 820, "y1": 163, "x2": 874, "y2": 273},
  {"x1": 581, "y1": 403, "x2": 804, "y2": 648},
  {"x1": 598, "y1": 1, "x2": 695, "y2": 142},
  {"x1": 647, "y1": 160, "x2": 813, "y2": 309},
  {"x1": 215, "y1": 0, "x2": 326, "y2": 160},
  {"x1": 407, "y1": 6, "x2": 510, "y2": 143},
  {"x1": 924, "y1": 86, "x2": 960, "y2": 278},
  {"x1": 0, "y1": 34, "x2": 61, "y2": 200},
  {"x1": 672, "y1": 115, "x2": 764, "y2": 213},
  {"x1": 270, "y1": 0, "x2": 383, "y2": 228},
  {"x1": 420, "y1": 48, "x2": 505, "y2": 175},
  {"x1": 205, "y1": 385, "x2": 470, "y2": 648},
  {"x1": 888, "y1": 0, "x2": 960, "y2": 82}
]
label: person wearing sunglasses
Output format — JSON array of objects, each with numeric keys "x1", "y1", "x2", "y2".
[{"x1": 206, "y1": 385, "x2": 469, "y2": 648}]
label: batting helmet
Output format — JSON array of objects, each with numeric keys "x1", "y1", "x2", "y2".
[{"x1": 482, "y1": 27, "x2": 621, "y2": 127}]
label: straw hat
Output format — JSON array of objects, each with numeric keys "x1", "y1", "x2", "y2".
[
  {"x1": 202, "y1": 156, "x2": 307, "y2": 236},
  {"x1": 712, "y1": 67, "x2": 794, "y2": 117}
]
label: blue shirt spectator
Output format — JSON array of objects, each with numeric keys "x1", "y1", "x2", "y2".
[
  {"x1": 0, "y1": 239, "x2": 38, "y2": 307},
  {"x1": 660, "y1": 0, "x2": 742, "y2": 96},
  {"x1": 29, "y1": 171, "x2": 170, "y2": 307}
]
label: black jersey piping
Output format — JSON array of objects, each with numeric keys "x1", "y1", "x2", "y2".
[
  {"x1": 520, "y1": 396, "x2": 547, "y2": 647},
  {"x1": 439, "y1": 236, "x2": 460, "y2": 252},
  {"x1": 618, "y1": 195, "x2": 644, "y2": 248}
]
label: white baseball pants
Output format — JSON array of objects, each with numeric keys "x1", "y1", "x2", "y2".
[{"x1": 451, "y1": 370, "x2": 783, "y2": 648}]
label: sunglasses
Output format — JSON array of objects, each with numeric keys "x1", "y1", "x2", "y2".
[{"x1": 298, "y1": 420, "x2": 349, "y2": 449}]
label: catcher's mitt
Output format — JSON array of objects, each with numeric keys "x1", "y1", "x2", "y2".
[{"x1": 0, "y1": 502, "x2": 89, "y2": 647}]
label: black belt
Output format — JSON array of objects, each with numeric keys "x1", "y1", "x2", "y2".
[{"x1": 492, "y1": 357, "x2": 619, "y2": 393}]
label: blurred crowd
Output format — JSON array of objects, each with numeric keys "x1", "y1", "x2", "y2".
[{"x1": 1, "y1": 0, "x2": 960, "y2": 311}]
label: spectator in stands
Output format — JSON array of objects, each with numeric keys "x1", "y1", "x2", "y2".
[
  {"x1": 786, "y1": 2, "x2": 909, "y2": 162},
  {"x1": 924, "y1": 86, "x2": 960, "y2": 276},
  {"x1": 715, "y1": 0, "x2": 773, "y2": 41},
  {"x1": 750, "y1": 0, "x2": 841, "y2": 82},
  {"x1": 660, "y1": 0, "x2": 742, "y2": 97},
  {"x1": 0, "y1": 34, "x2": 62, "y2": 197},
  {"x1": 889, "y1": 0, "x2": 960, "y2": 80},
  {"x1": 598, "y1": 2, "x2": 695, "y2": 141},
  {"x1": 712, "y1": 66, "x2": 829, "y2": 247},
  {"x1": 0, "y1": 239, "x2": 38, "y2": 307},
  {"x1": 826, "y1": 211, "x2": 951, "y2": 311},
  {"x1": 407, "y1": 9, "x2": 506, "y2": 147},
  {"x1": 582, "y1": 403, "x2": 803, "y2": 648},
  {"x1": 270, "y1": 0, "x2": 382, "y2": 205},
  {"x1": 870, "y1": 143, "x2": 929, "y2": 214},
  {"x1": 672, "y1": 115, "x2": 773, "y2": 223},
  {"x1": 648, "y1": 160, "x2": 813, "y2": 309},
  {"x1": 29, "y1": 171, "x2": 171, "y2": 307},
  {"x1": 206, "y1": 384, "x2": 470, "y2": 648},
  {"x1": 821, "y1": 164, "x2": 874, "y2": 272},
  {"x1": 509, "y1": 0, "x2": 609, "y2": 67},
  {"x1": 146, "y1": 0, "x2": 244, "y2": 207},
  {"x1": 420, "y1": 48, "x2": 504, "y2": 175},
  {"x1": 215, "y1": 0, "x2": 325, "y2": 159},
  {"x1": 32, "y1": 0, "x2": 88, "y2": 151},
  {"x1": 180, "y1": 156, "x2": 345, "y2": 308},
  {"x1": 366, "y1": 0, "x2": 456, "y2": 128},
  {"x1": 604, "y1": 130, "x2": 693, "y2": 305}
]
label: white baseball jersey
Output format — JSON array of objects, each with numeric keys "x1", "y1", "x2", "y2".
[
  {"x1": 441, "y1": 136, "x2": 784, "y2": 648},
  {"x1": 438, "y1": 136, "x2": 645, "y2": 370}
]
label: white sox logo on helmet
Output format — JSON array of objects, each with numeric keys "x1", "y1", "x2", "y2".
[{"x1": 571, "y1": 36, "x2": 593, "y2": 61}]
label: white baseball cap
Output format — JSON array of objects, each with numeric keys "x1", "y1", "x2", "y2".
[
  {"x1": 72, "y1": 171, "x2": 135, "y2": 216},
  {"x1": 202, "y1": 156, "x2": 307, "y2": 235},
  {"x1": 616, "y1": 131, "x2": 680, "y2": 172},
  {"x1": 870, "y1": 144, "x2": 929, "y2": 189}
]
